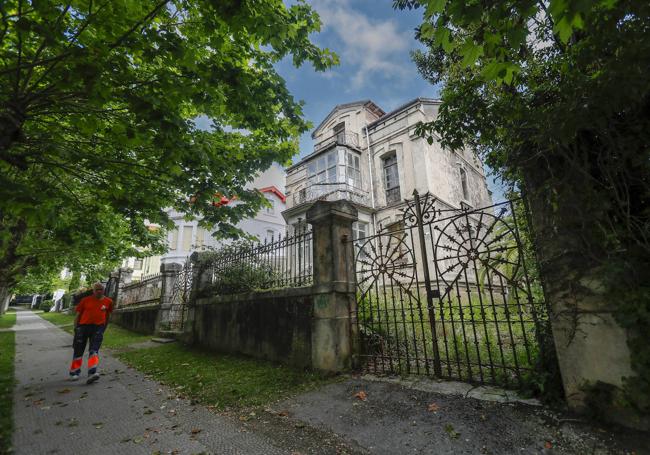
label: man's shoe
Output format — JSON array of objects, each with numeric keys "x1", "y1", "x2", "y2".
[
  {"x1": 69, "y1": 374, "x2": 80, "y2": 381},
  {"x1": 86, "y1": 373, "x2": 100, "y2": 385}
]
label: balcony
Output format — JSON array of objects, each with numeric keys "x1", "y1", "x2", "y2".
[
  {"x1": 313, "y1": 132, "x2": 360, "y2": 153},
  {"x1": 292, "y1": 182, "x2": 371, "y2": 207}
]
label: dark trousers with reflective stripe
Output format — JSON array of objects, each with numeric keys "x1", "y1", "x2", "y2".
[{"x1": 69, "y1": 324, "x2": 105, "y2": 376}]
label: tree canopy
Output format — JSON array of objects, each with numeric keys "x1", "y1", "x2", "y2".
[
  {"x1": 395, "y1": 0, "x2": 649, "y2": 412},
  {"x1": 0, "y1": 0, "x2": 337, "y2": 290}
]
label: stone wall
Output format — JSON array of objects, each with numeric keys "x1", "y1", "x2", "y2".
[
  {"x1": 111, "y1": 305, "x2": 159, "y2": 335},
  {"x1": 191, "y1": 288, "x2": 314, "y2": 367}
]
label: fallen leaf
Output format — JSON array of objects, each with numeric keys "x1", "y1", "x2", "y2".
[
  {"x1": 354, "y1": 391, "x2": 367, "y2": 401},
  {"x1": 191, "y1": 428, "x2": 202, "y2": 434},
  {"x1": 544, "y1": 441, "x2": 552, "y2": 449},
  {"x1": 277, "y1": 410, "x2": 289, "y2": 417},
  {"x1": 143, "y1": 409, "x2": 154, "y2": 415},
  {"x1": 57, "y1": 388, "x2": 71, "y2": 394},
  {"x1": 427, "y1": 403, "x2": 439, "y2": 412},
  {"x1": 444, "y1": 424, "x2": 460, "y2": 439}
]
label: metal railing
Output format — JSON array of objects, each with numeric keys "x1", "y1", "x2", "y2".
[
  {"x1": 293, "y1": 182, "x2": 371, "y2": 206},
  {"x1": 201, "y1": 229, "x2": 313, "y2": 294},
  {"x1": 119, "y1": 273, "x2": 163, "y2": 307},
  {"x1": 314, "y1": 131, "x2": 359, "y2": 152}
]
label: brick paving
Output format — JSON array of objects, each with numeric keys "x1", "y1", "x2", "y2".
[{"x1": 11, "y1": 309, "x2": 284, "y2": 454}]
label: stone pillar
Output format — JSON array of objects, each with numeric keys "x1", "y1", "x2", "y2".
[
  {"x1": 156, "y1": 262, "x2": 182, "y2": 333},
  {"x1": 114, "y1": 267, "x2": 133, "y2": 308},
  {"x1": 306, "y1": 200, "x2": 358, "y2": 372}
]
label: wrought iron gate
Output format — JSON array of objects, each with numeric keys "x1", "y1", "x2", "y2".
[{"x1": 351, "y1": 191, "x2": 550, "y2": 389}]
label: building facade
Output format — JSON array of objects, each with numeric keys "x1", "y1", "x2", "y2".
[
  {"x1": 282, "y1": 99, "x2": 493, "y2": 240},
  {"x1": 122, "y1": 163, "x2": 287, "y2": 273},
  {"x1": 161, "y1": 162, "x2": 287, "y2": 265}
]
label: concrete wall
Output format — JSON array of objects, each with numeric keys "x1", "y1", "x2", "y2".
[
  {"x1": 191, "y1": 288, "x2": 314, "y2": 368},
  {"x1": 112, "y1": 305, "x2": 159, "y2": 335}
]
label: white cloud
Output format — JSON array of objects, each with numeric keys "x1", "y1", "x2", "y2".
[{"x1": 312, "y1": 0, "x2": 412, "y2": 89}]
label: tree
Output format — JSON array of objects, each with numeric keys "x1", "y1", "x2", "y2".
[
  {"x1": 394, "y1": 0, "x2": 649, "y2": 417},
  {"x1": 0, "y1": 0, "x2": 337, "y2": 308}
]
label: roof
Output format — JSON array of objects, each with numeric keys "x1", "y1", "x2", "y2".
[
  {"x1": 212, "y1": 186, "x2": 286, "y2": 207},
  {"x1": 312, "y1": 100, "x2": 385, "y2": 138},
  {"x1": 366, "y1": 97, "x2": 441, "y2": 130}
]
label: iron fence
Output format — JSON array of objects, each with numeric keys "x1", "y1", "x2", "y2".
[
  {"x1": 349, "y1": 192, "x2": 551, "y2": 390},
  {"x1": 118, "y1": 273, "x2": 163, "y2": 307},
  {"x1": 200, "y1": 229, "x2": 313, "y2": 294}
]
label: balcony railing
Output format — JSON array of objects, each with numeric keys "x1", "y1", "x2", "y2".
[
  {"x1": 292, "y1": 182, "x2": 371, "y2": 207},
  {"x1": 313, "y1": 132, "x2": 360, "y2": 153}
]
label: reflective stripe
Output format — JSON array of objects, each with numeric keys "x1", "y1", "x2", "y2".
[
  {"x1": 88, "y1": 354, "x2": 99, "y2": 368},
  {"x1": 69, "y1": 357, "x2": 83, "y2": 371}
]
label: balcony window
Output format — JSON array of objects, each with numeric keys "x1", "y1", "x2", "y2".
[
  {"x1": 353, "y1": 221, "x2": 369, "y2": 259},
  {"x1": 383, "y1": 153, "x2": 401, "y2": 204},
  {"x1": 307, "y1": 150, "x2": 337, "y2": 185},
  {"x1": 133, "y1": 258, "x2": 143, "y2": 270},
  {"x1": 346, "y1": 152, "x2": 361, "y2": 188}
]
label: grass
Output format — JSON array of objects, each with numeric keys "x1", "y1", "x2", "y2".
[
  {"x1": 37, "y1": 311, "x2": 150, "y2": 349},
  {"x1": 0, "y1": 310, "x2": 16, "y2": 329},
  {"x1": 0, "y1": 313, "x2": 15, "y2": 453},
  {"x1": 356, "y1": 281, "x2": 548, "y2": 389},
  {"x1": 117, "y1": 343, "x2": 332, "y2": 411}
]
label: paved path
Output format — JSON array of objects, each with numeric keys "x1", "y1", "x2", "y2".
[{"x1": 12, "y1": 309, "x2": 284, "y2": 454}]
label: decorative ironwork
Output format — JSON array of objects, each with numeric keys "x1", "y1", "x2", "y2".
[
  {"x1": 204, "y1": 228, "x2": 313, "y2": 293},
  {"x1": 165, "y1": 260, "x2": 193, "y2": 332},
  {"x1": 355, "y1": 233, "x2": 415, "y2": 295},
  {"x1": 350, "y1": 191, "x2": 551, "y2": 390}
]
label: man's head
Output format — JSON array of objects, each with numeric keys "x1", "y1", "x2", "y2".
[{"x1": 92, "y1": 282, "x2": 105, "y2": 298}]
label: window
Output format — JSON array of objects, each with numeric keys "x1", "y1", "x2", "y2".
[
  {"x1": 182, "y1": 225, "x2": 193, "y2": 251},
  {"x1": 352, "y1": 221, "x2": 368, "y2": 241},
  {"x1": 264, "y1": 196, "x2": 275, "y2": 215},
  {"x1": 333, "y1": 121, "x2": 345, "y2": 134},
  {"x1": 346, "y1": 152, "x2": 361, "y2": 188},
  {"x1": 352, "y1": 222, "x2": 369, "y2": 259},
  {"x1": 169, "y1": 228, "x2": 179, "y2": 251},
  {"x1": 383, "y1": 153, "x2": 401, "y2": 204},
  {"x1": 266, "y1": 229, "x2": 275, "y2": 242},
  {"x1": 195, "y1": 228, "x2": 206, "y2": 249},
  {"x1": 307, "y1": 150, "x2": 337, "y2": 185},
  {"x1": 460, "y1": 167, "x2": 469, "y2": 201},
  {"x1": 133, "y1": 258, "x2": 143, "y2": 270}
]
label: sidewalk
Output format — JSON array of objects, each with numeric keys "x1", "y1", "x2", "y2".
[{"x1": 11, "y1": 309, "x2": 284, "y2": 454}]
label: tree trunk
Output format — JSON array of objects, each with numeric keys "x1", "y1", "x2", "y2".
[{"x1": 0, "y1": 286, "x2": 11, "y2": 314}]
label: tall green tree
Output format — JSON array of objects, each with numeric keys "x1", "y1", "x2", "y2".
[
  {"x1": 0, "y1": 0, "x2": 337, "y2": 308},
  {"x1": 395, "y1": 0, "x2": 649, "y2": 416}
]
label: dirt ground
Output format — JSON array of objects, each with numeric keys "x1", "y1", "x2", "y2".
[{"x1": 232, "y1": 377, "x2": 649, "y2": 455}]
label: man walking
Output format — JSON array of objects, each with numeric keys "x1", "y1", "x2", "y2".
[{"x1": 69, "y1": 282, "x2": 113, "y2": 384}]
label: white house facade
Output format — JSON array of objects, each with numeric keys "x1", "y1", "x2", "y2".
[
  {"x1": 282, "y1": 99, "x2": 493, "y2": 240},
  {"x1": 161, "y1": 162, "x2": 287, "y2": 265}
]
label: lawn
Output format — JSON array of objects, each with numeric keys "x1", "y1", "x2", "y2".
[
  {"x1": 0, "y1": 310, "x2": 16, "y2": 329},
  {"x1": 118, "y1": 344, "x2": 332, "y2": 411},
  {"x1": 0, "y1": 311, "x2": 16, "y2": 453},
  {"x1": 37, "y1": 311, "x2": 150, "y2": 349}
]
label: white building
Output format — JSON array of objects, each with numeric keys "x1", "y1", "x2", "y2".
[
  {"x1": 161, "y1": 162, "x2": 287, "y2": 265},
  {"x1": 282, "y1": 98, "x2": 493, "y2": 238}
]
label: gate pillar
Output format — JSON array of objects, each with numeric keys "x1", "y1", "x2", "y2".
[
  {"x1": 156, "y1": 262, "x2": 182, "y2": 334},
  {"x1": 306, "y1": 200, "x2": 358, "y2": 372}
]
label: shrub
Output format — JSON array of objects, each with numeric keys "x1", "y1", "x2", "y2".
[{"x1": 39, "y1": 300, "x2": 53, "y2": 313}]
